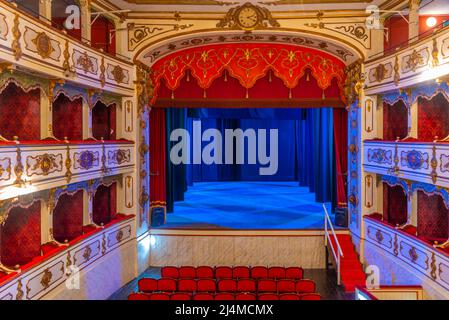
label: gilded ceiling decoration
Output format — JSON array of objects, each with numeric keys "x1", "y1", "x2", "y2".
[{"x1": 216, "y1": 3, "x2": 280, "y2": 31}]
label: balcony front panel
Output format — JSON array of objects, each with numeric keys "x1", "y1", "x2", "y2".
[
  {"x1": 0, "y1": 2, "x2": 134, "y2": 97},
  {"x1": 364, "y1": 140, "x2": 449, "y2": 188},
  {"x1": 364, "y1": 216, "x2": 449, "y2": 293},
  {"x1": 0, "y1": 141, "x2": 135, "y2": 201},
  {"x1": 364, "y1": 26, "x2": 449, "y2": 95}
]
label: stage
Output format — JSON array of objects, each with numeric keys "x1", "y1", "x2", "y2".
[{"x1": 158, "y1": 182, "x2": 339, "y2": 230}]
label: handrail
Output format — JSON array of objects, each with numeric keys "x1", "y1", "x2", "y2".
[{"x1": 323, "y1": 204, "x2": 344, "y2": 285}]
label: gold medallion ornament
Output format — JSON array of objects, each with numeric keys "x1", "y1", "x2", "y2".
[
  {"x1": 32, "y1": 32, "x2": 54, "y2": 59},
  {"x1": 217, "y1": 3, "x2": 280, "y2": 32},
  {"x1": 111, "y1": 65, "x2": 126, "y2": 84}
]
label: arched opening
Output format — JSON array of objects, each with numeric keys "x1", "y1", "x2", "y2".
[
  {"x1": 93, "y1": 183, "x2": 117, "y2": 226},
  {"x1": 53, "y1": 190, "x2": 84, "y2": 243},
  {"x1": 52, "y1": 93, "x2": 83, "y2": 141},
  {"x1": 383, "y1": 100, "x2": 408, "y2": 141},
  {"x1": 92, "y1": 101, "x2": 117, "y2": 140},
  {"x1": 417, "y1": 93, "x2": 449, "y2": 141},
  {"x1": 0, "y1": 83, "x2": 41, "y2": 141},
  {"x1": 382, "y1": 183, "x2": 408, "y2": 226},
  {"x1": 146, "y1": 42, "x2": 349, "y2": 230}
]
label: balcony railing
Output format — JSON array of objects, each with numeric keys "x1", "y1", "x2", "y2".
[
  {"x1": 364, "y1": 25, "x2": 449, "y2": 95},
  {"x1": 0, "y1": 1, "x2": 134, "y2": 97},
  {"x1": 0, "y1": 140, "x2": 135, "y2": 201},
  {"x1": 363, "y1": 139, "x2": 449, "y2": 188}
]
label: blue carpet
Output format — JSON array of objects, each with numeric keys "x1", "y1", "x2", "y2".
[{"x1": 159, "y1": 182, "x2": 338, "y2": 230}]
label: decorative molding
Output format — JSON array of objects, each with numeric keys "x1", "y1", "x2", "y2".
[
  {"x1": 216, "y1": 3, "x2": 280, "y2": 32},
  {"x1": 12, "y1": 14, "x2": 22, "y2": 61}
]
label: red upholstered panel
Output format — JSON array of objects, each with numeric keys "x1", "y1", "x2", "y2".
[
  {"x1": 1, "y1": 201, "x2": 41, "y2": 266},
  {"x1": 91, "y1": 16, "x2": 116, "y2": 55},
  {"x1": 92, "y1": 101, "x2": 117, "y2": 140},
  {"x1": 93, "y1": 183, "x2": 117, "y2": 225},
  {"x1": 52, "y1": 17, "x2": 81, "y2": 40},
  {"x1": 52, "y1": 94, "x2": 83, "y2": 140},
  {"x1": 0, "y1": 83, "x2": 40, "y2": 141},
  {"x1": 417, "y1": 191, "x2": 449, "y2": 240},
  {"x1": 53, "y1": 190, "x2": 84, "y2": 243},
  {"x1": 418, "y1": 94, "x2": 449, "y2": 141},
  {"x1": 383, "y1": 183, "x2": 407, "y2": 226},
  {"x1": 149, "y1": 108, "x2": 167, "y2": 205},
  {"x1": 383, "y1": 101, "x2": 408, "y2": 141}
]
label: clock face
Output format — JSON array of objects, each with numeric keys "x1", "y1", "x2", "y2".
[{"x1": 237, "y1": 7, "x2": 259, "y2": 29}]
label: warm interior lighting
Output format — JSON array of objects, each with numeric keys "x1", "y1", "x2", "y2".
[{"x1": 426, "y1": 17, "x2": 437, "y2": 28}]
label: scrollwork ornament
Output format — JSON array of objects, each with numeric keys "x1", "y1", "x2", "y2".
[{"x1": 12, "y1": 14, "x2": 22, "y2": 61}]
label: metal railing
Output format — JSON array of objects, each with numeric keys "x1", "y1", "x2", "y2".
[{"x1": 323, "y1": 204, "x2": 344, "y2": 285}]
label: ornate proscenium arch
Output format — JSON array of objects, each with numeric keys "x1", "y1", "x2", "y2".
[{"x1": 149, "y1": 43, "x2": 347, "y2": 107}]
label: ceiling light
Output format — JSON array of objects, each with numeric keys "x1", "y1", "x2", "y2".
[{"x1": 426, "y1": 17, "x2": 437, "y2": 28}]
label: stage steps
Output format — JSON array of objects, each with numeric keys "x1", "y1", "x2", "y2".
[{"x1": 329, "y1": 234, "x2": 366, "y2": 293}]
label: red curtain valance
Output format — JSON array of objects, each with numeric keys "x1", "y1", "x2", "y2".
[{"x1": 150, "y1": 43, "x2": 347, "y2": 105}]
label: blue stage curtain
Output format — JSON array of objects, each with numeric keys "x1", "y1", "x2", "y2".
[{"x1": 183, "y1": 108, "x2": 335, "y2": 203}]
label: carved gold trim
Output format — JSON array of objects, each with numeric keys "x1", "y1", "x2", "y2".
[
  {"x1": 12, "y1": 14, "x2": 22, "y2": 61},
  {"x1": 31, "y1": 32, "x2": 55, "y2": 60}
]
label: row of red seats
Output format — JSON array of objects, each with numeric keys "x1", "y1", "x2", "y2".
[
  {"x1": 139, "y1": 278, "x2": 316, "y2": 294},
  {"x1": 129, "y1": 292, "x2": 321, "y2": 301},
  {"x1": 161, "y1": 266, "x2": 303, "y2": 280}
]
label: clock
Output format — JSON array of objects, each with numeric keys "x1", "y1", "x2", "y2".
[{"x1": 236, "y1": 6, "x2": 259, "y2": 30}]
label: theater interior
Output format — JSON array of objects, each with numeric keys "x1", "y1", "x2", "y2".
[{"x1": 0, "y1": 0, "x2": 449, "y2": 302}]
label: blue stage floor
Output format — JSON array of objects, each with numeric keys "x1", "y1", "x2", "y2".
[{"x1": 160, "y1": 182, "x2": 337, "y2": 230}]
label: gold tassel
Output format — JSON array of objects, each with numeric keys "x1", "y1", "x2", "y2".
[
  {"x1": 246, "y1": 88, "x2": 249, "y2": 99},
  {"x1": 289, "y1": 88, "x2": 292, "y2": 99},
  {"x1": 306, "y1": 72, "x2": 310, "y2": 82},
  {"x1": 171, "y1": 90, "x2": 175, "y2": 100},
  {"x1": 322, "y1": 90, "x2": 326, "y2": 100},
  {"x1": 224, "y1": 70, "x2": 228, "y2": 82},
  {"x1": 203, "y1": 89, "x2": 207, "y2": 99},
  {"x1": 269, "y1": 70, "x2": 272, "y2": 83},
  {"x1": 186, "y1": 72, "x2": 190, "y2": 82}
]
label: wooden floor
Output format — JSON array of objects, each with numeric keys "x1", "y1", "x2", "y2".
[{"x1": 108, "y1": 267, "x2": 354, "y2": 300}]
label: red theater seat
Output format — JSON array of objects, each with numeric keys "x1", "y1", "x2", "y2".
[
  {"x1": 171, "y1": 293, "x2": 192, "y2": 300},
  {"x1": 296, "y1": 279, "x2": 316, "y2": 293},
  {"x1": 158, "y1": 278, "x2": 177, "y2": 292},
  {"x1": 277, "y1": 280, "x2": 296, "y2": 294},
  {"x1": 257, "y1": 279, "x2": 276, "y2": 293},
  {"x1": 215, "y1": 266, "x2": 233, "y2": 279},
  {"x1": 128, "y1": 293, "x2": 150, "y2": 300},
  {"x1": 161, "y1": 266, "x2": 179, "y2": 279},
  {"x1": 233, "y1": 266, "x2": 250, "y2": 279},
  {"x1": 268, "y1": 267, "x2": 286, "y2": 280},
  {"x1": 251, "y1": 266, "x2": 268, "y2": 279},
  {"x1": 258, "y1": 293, "x2": 279, "y2": 301},
  {"x1": 300, "y1": 293, "x2": 321, "y2": 300},
  {"x1": 194, "y1": 293, "x2": 214, "y2": 301},
  {"x1": 237, "y1": 279, "x2": 256, "y2": 293},
  {"x1": 149, "y1": 293, "x2": 170, "y2": 300},
  {"x1": 218, "y1": 279, "x2": 237, "y2": 293},
  {"x1": 280, "y1": 294, "x2": 301, "y2": 300},
  {"x1": 215, "y1": 293, "x2": 235, "y2": 301},
  {"x1": 196, "y1": 266, "x2": 214, "y2": 279},
  {"x1": 138, "y1": 278, "x2": 157, "y2": 293},
  {"x1": 179, "y1": 266, "x2": 196, "y2": 279},
  {"x1": 178, "y1": 279, "x2": 197, "y2": 293},
  {"x1": 285, "y1": 267, "x2": 303, "y2": 280},
  {"x1": 236, "y1": 293, "x2": 256, "y2": 300},
  {"x1": 197, "y1": 279, "x2": 216, "y2": 293}
]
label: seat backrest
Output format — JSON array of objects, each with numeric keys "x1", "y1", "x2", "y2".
[
  {"x1": 251, "y1": 266, "x2": 268, "y2": 279},
  {"x1": 236, "y1": 293, "x2": 256, "y2": 301},
  {"x1": 285, "y1": 267, "x2": 303, "y2": 280},
  {"x1": 171, "y1": 293, "x2": 192, "y2": 300},
  {"x1": 277, "y1": 280, "x2": 296, "y2": 293},
  {"x1": 179, "y1": 266, "x2": 196, "y2": 279},
  {"x1": 161, "y1": 266, "x2": 179, "y2": 279},
  {"x1": 299, "y1": 293, "x2": 321, "y2": 300},
  {"x1": 232, "y1": 266, "x2": 250, "y2": 279},
  {"x1": 296, "y1": 279, "x2": 316, "y2": 293},
  {"x1": 257, "y1": 279, "x2": 276, "y2": 293},
  {"x1": 128, "y1": 293, "x2": 150, "y2": 300},
  {"x1": 196, "y1": 266, "x2": 214, "y2": 279},
  {"x1": 178, "y1": 279, "x2": 197, "y2": 293},
  {"x1": 215, "y1": 266, "x2": 233, "y2": 279},
  {"x1": 138, "y1": 278, "x2": 157, "y2": 293},
  {"x1": 197, "y1": 279, "x2": 216, "y2": 293},
  {"x1": 279, "y1": 294, "x2": 301, "y2": 300},
  {"x1": 158, "y1": 278, "x2": 177, "y2": 292},
  {"x1": 258, "y1": 294, "x2": 279, "y2": 301},
  {"x1": 237, "y1": 279, "x2": 256, "y2": 293},
  {"x1": 214, "y1": 293, "x2": 235, "y2": 301},
  {"x1": 193, "y1": 293, "x2": 214, "y2": 301},
  {"x1": 218, "y1": 279, "x2": 237, "y2": 292},
  {"x1": 149, "y1": 293, "x2": 170, "y2": 300},
  {"x1": 268, "y1": 267, "x2": 286, "y2": 280}
]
